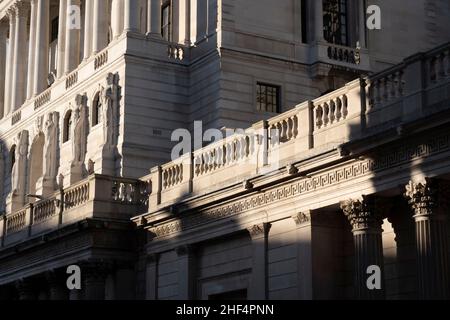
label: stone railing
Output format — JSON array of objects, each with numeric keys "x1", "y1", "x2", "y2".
[
  {"x1": 34, "y1": 88, "x2": 51, "y2": 110},
  {"x1": 94, "y1": 50, "x2": 109, "y2": 70},
  {"x1": 11, "y1": 110, "x2": 21, "y2": 125},
  {"x1": 0, "y1": 174, "x2": 148, "y2": 247},
  {"x1": 33, "y1": 198, "x2": 58, "y2": 224},
  {"x1": 327, "y1": 44, "x2": 358, "y2": 65},
  {"x1": 65, "y1": 70, "x2": 79, "y2": 90},
  {"x1": 144, "y1": 42, "x2": 450, "y2": 211},
  {"x1": 167, "y1": 44, "x2": 186, "y2": 61}
]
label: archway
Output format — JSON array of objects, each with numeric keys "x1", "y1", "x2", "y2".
[{"x1": 28, "y1": 134, "x2": 45, "y2": 200}]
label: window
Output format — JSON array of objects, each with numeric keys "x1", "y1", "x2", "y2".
[
  {"x1": 92, "y1": 93, "x2": 102, "y2": 126},
  {"x1": 63, "y1": 110, "x2": 72, "y2": 143},
  {"x1": 9, "y1": 145, "x2": 16, "y2": 173},
  {"x1": 51, "y1": 17, "x2": 59, "y2": 43},
  {"x1": 256, "y1": 83, "x2": 281, "y2": 113},
  {"x1": 323, "y1": 0, "x2": 348, "y2": 46},
  {"x1": 161, "y1": 1, "x2": 172, "y2": 41}
]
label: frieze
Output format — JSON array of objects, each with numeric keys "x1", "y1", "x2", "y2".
[{"x1": 149, "y1": 132, "x2": 450, "y2": 238}]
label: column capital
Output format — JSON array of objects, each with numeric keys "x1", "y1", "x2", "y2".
[
  {"x1": 247, "y1": 223, "x2": 271, "y2": 239},
  {"x1": 292, "y1": 211, "x2": 311, "y2": 226},
  {"x1": 14, "y1": 1, "x2": 31, "y2": 17},
  {"x1": 340, "y1": 195, "x2": 387, "y2": 232},
  {"x1": 404, "y1": 178, "x2": 450, "y2": 219}
]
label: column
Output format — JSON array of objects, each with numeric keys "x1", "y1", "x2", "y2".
[
  {"x1": 4, "y1": 10, "x2": 16, "y2": 115},
  {"x1": 11, "y1": 2, "x2": 29, "y2": 111},
  {"x1": 357, "y1": 0, "x2": 367, "y2": 48},
  {"x1": 82, "y1": 261, "x2": 111, "y2": 300},
  {"x1": 111, "y1": 0, "x2": 124, "y2": 39},
  {"x1": 176, "y1": 246, "x2": 196, "y2": 300},
  {"x1": 292, "y1": 212, "x2": 313, "y2": 299},
  {"x1": 341, "y1": 196, "x2": 386, "y2": 300},
  {"x1": 15, "y1": 279, "x2": 35, "y2": 300},
  {"x1": 247, "y1": 223, "x2": 271, "y2": 300},
  {"x1": 404, "y1": 178, "x2": 450, "y2": 300},
  {"x1": 92, "y1": 0, "x2": 108, "y2": 54},
  {"x1": 26, "y1": 0, "x2": 37, "y2": 99},
  {"x1": 46, "y1": 271, "x2": 68, "y2": 300},
  {"x1": 57, "y1": 0, "x2": 67, "y2": 78},
  {"x1": 33, "y1": 0, "x2": 50, "y2": 95},
  {"x1": 311, "y1": 0, "x2": 323, "y2": 43},
  {"x1": 145, "y1": 254, "x2": 159, "y2": 300},
  {"x1": 147, "y1": 0, "x2": 161, "y2": 37},
  {"x1": 0, "y1": 23, "x2": 7, "y2": 118},
  {"x1": 124, "y1": 0, "x2": 140, "y2": 33},
  {"x1": 65, "y1": 0, "x2": 81, "y2": 73},
  {"x1": 83, "y1": 0, "x2": 93, "y2": 59}
]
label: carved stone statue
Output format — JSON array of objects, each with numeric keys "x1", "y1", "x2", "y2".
[
  {"x1": 10, "y1": 130, "x2": 28, "y2": 198},
  {"x1": 72, "y1": 95, "x2": 88, "y2": 166},
  {"x1": 69, "y1": 94, "x2": 88, "y2": 184},
  {"x1": 102, "y1": 73, "x2": 120, "y2": 149},
  {"x1": 44, "y1": 112, "x2": 59, "y2": 179}
]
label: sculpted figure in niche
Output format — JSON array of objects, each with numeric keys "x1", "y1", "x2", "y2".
[
  {"x1": 44, "y1": 112, "x2": 59, "y2": 179},
  {"x1": 102, "y1": 73, "x2": 120, "y2": 148},
  {"x1": 11, "y1": 131, "x2": 28, "y2": 196},
  {"x1": 72, "y1": 95, "x2": 88, "y2": 165}
]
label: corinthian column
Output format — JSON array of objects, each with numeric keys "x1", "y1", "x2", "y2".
[
  {"x1": 0, "y1": 23, "x2": 7, "y2": 118},
  {"x1": 11, "y1": 2, "x2": 30, "y2": 111},
  {"x1": 57, "y1": 0, "x2": 67, "y2": 78},
  {"x1": 26, "y1": 0, "x2": 37, "y2": 99},
  {"x1": 4, "y1": 10, "x2": 16, "y2": 115},
  {"x1": 111, "y1": 0, "x2": 124, "y2": 39},
  {"x1": 341, "y1": 196, "x2": 386, "y2": 300},
  {"x1": 405, "y1": 178, "x2": 450, "y2": 300},
  {"x1": 65, "y1": 0, "x2": 81, "y2": 73},
  {"x1": 83, "y1": 0, "x2": 93, "y2": 59},
  {"x1": 92, "y1": 0, "x2": 108, "y2": 54},
  {"x1": 247, "y1": 223, "x2": 271, "y2": 300},
  {"x1": 147, "y1": 0, "x2": 161, "y2": 37},
  {"x1": 33, "y1": 0, "x2": 50, "y2": 95},
  {"x1": 124, "y1": 0, "x2": 140, "y2": 33}
]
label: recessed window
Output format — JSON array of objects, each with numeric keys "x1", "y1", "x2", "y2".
[
  {"x1": 9, "y1": 145, "x2": 16, "y2": 173},
  {"x1": 256, "y1": 83, "x2": 281, "y2": 113},
  {"x1": 161, "y1": 1, "x2": 172, "y2": 41},
  {"x1": 323, "y1": 0, "x2": 348, "y2": 46},
  {"x1": 92, "y1": 93, "x2": 102, "y2": 127},
  {"x1": 51, "y1": 17, "x2": 59, "y2": 43},
  {"x1": 63, "y1": 110, "x2": 72, "y2": 143}
]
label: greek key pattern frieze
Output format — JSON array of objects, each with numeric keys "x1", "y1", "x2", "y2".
[{"x1": 149, "y1": 133, "x2": 450, "y2": 238}]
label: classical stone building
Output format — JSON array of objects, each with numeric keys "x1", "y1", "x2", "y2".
[{"x1": 0, "y1": 0, "x2": 449, "y2": 300}]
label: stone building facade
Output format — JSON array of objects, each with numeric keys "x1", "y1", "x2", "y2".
[{"x1": 0, "y1": 0, "x2": 449, "y2": 300}]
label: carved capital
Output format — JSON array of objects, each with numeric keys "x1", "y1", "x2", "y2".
[
  {"x1": 340, "y1": 196, "x2": 385, "y2": 232},
  {"x1": 292, "y1": 212, "x2": 311, "y2": 226},
  {"x1": 247, "y1": 223, "x2": 271, "y2": 238},
  {"x1": 404, "y1": 178, "x2": 450, "y2": 218}
]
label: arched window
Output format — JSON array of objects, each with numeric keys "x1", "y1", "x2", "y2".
[
  {"x1": 92, "y1": 93, "x2": 102, "y2": 126},
  {"x1": 9, "y1": 145, "x2": 16, "y2": 173},
  {"x1": 63, "y1": 110, "x2": 73, "y2": 142}
]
